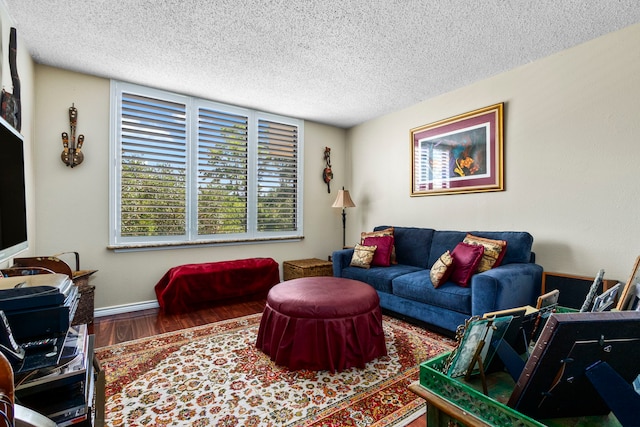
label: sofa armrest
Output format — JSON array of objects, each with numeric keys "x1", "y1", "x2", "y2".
[
  {"x1": 332, "y1": 248, "x2": 355, "y2": 276},
  {"x1": 470, "y1": 263, "x2": 543, "y2": 316}
]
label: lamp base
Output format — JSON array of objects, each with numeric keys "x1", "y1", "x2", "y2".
[{"x1": 341, "y1": 209, "x2": 347, "y2": 248}]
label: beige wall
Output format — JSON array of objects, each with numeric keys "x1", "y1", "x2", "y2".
[
  {"x1": 33, "y1": 66, "x2": 348, "y2": 310},
  {"x1": 347, "y1": 23, "x2": 640, "y2": 282}
]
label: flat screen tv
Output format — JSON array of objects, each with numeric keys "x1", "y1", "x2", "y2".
[{"x1": 0, "y1": 116, "x2": 27, "y2": 263}]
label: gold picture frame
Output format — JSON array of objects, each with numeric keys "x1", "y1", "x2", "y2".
[
  {"x1": 616, "y1": 255, "x2": 640, "y2": 310},
  {"x1": 411, "y1": 103, "x2": 504, "y2": 196}
]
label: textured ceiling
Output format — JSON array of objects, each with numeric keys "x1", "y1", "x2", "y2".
[{"x1": 4, "y1": 1, "x2": 640, "y2": 128}]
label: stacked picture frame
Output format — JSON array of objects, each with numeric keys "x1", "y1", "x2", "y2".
[
  {"x1": 616, "y1": 255, "x2": 640, "y2": 311},
  {"x1": 426, "y1": 256, "x2": 640, "y2": 425}
]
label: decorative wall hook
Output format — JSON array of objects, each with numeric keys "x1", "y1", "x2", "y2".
[
  {"x1": 323, "y1": 147, "x2": 333, "y2": 193},
  {"x1": 61, "y1": 103, "x2": 85, "y2": 167}
]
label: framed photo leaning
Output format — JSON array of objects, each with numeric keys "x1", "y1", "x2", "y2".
[
  {"x1": 536, "y1": 289, "x2": 559, "y2": 309},
  {"x1": 591, "y1": 282, "x2": 621, "y2": 312},
  {"x1": 508, "y1": 311, "x2": 640, "y2": 420},
  {"x1": 616, "y1": 255, "x2": 640, "y2": 311},
  {"x1": 579, "y1": 269, "x2": 605, "y2": 312},
  {"x1": 443, "y1": 316, "x2": 511, "y2": 379},
  {"x1": 411, "y1": 103, "x2": 504, "y2": 196}
]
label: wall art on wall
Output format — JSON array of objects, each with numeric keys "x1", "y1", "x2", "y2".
[{"x1": 411, "y1": 103, "x2": 504, "y2": 196}]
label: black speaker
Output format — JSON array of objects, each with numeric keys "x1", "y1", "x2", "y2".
[{"x1": 541, "y1": 272, "x2": 618, "y2": 310}]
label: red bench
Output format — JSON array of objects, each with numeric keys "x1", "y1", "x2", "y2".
[{"x1": 154, "y1": 258, "x2": 280, "y2": 314}]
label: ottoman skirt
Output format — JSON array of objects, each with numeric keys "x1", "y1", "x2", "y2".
[{"x1": 256, "y1": 277, "x2": 387, "y2": 372}]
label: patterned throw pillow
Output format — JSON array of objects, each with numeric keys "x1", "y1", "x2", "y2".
[
  {"x1": 363, "y1": 235, "x2": 394, "y2": 267},
  {"x1": 463, "y1": 234, "x2": 508, "y2": 272},
  {"x1": 449, "y1": 242, "x2": 485, "y2": 287},
  {"x1": 361, "y1": 227, "x2": 396, "y2": 264},
  {"x1": 430, "y1": 250, "x2": 454, "y2": 288},
  {"x1": 350, "y1": 244, "x2": 377, "y2": 269}
]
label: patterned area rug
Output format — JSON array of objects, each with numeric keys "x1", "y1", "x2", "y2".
[{"x1": 95, "y1": 314, "x2": 454, "y2": 426}]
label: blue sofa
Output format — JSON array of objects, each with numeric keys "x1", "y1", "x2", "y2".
[{"x1": 332, "y1": 226, "x2": 543, "y2": 334}]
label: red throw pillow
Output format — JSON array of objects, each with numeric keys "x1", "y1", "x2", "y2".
[
  {"x1": 363, "y1": 235, "x2": 395, "y2": 267},
  {"x1": 449, "y1": 242, "x2": 485, "y2": 287}
]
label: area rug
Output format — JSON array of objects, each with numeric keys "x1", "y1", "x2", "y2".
[{"x1": 95, "y1": 313, "x2": 454, "y2": 426}]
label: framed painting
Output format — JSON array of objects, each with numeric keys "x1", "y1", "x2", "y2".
[{"x1": 411, "y1": 103, "x2": 504, "y2": 196}]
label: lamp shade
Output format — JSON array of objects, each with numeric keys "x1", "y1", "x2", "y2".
[{"x1": 332, "y1": 190, "x2": 356, "y2": 208}]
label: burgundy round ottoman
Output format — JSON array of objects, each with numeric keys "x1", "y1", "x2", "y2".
[{"x1": 256, "y1": 277, "x2": 387, "y2": 372}]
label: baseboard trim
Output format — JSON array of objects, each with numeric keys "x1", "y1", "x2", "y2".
[{"x1": 95, "y1": 300, "x2": 159, "y2": 318}]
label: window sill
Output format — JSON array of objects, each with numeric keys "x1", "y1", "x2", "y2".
[{"x1": 107, "y1": 236, "x2": 304, "y2": 253}]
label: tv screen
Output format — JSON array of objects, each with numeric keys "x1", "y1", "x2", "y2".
[{"x1": 0, "y1": 117, "x2": 27, "y2": 263}]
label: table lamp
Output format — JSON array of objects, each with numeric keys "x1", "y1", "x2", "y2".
[{"x1": 332, "y1": 188, "x2": 356, "y2": 248}]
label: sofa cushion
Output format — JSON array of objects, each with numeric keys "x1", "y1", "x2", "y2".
[
  {"x1": 340, "y1": 264, "x2": 423, "y2": 294},
  {"x1": 350, "y1": 244, "x2": 377, "y2": 269},
  {"x1": 428, "y1": 230, "x2": 534, "y2": 267},
  {"x1": 363, "y1": 235, "x2": 394, "y2": 267},
  {"x1": 361, "y1": 227, "x2": 396, "y2": 264},
  {"x1": 374, "y1": 226, "x2": 435, "y2": 268},
  {"x1": 463, "y1": 234, "x2": 507, "y2": 272},
  {"x1": 392, "y1": 270, "x2": 472, "y2": 314},
  {"x1": 469, "y1": 231, "x2": 533, "y2": 264},
  {"x1": 427, "y1": 230, "x2": 468, "y2": 268},
  {"x1": 450, "y1": 242, "x2": 484, "y2": 287},
  {"x1": 430, "y1": 250, "x2": 454, "y2": 288}
]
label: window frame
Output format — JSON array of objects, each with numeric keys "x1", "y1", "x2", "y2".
[{"x1": 109, "y1": 81, "x2": 304, "y2": 250}]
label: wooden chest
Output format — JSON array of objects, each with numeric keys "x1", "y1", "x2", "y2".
[{"x1": 283, "y1": 258, "x2": 333, "y2": 281}]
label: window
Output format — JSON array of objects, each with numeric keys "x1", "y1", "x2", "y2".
[
  {"x1": 415, "y1": 140, "x2": 451, "y2": 190},
  {"x1": 110, "y1": 82, "x2": 303, "y2": 248}
]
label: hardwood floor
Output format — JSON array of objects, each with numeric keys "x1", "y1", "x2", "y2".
[
  {"x1": 91, "y1": 296, "x2": 426, "y2": 427},
  {"x1": 91, "y1": 296, "x2": 268, "y2": 347}
]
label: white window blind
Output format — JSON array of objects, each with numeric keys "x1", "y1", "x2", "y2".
[
  {"x1": 257, "y1": 119, "x2": 298, "y2": 232},
  {"x1": 197, "y1": 107, "x2": 249, "y2": 235},
  {"x1": 110, "y1": 81, "x2": 304, "y2": 248},
  {"x1": 119, "y1": 92, "x2": 187, "y2": 237}
]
